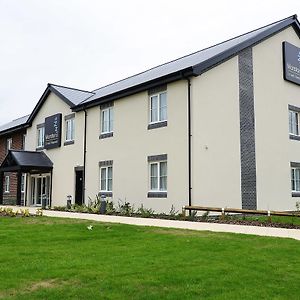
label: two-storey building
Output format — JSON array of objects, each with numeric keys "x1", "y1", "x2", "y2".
[{"x1": 1, "y1": 15, "x2": 300, "y2": 213}]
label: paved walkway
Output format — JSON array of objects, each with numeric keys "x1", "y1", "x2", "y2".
[{"x1": 3, "y1": 206, "x2": 300, "y2": 241}]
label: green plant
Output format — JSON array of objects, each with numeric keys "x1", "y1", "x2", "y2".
[
  {"x1": 106, "y1": 200, "x2": 116, "y2": 215},
  {"x1": 117, "y1": 200, "x2": 135, "y2": 216},
  {"x1": 53, "y1": 206, "x2": 67, "y2": 211},
  {"x1": 169, "y1": 205, "x2": 179, "y2": 218},
  {"x1": 36, "y1": 208, "x2": 43, "y2": 216},
  {"x1": 137, "y1": 205, "x2": 155, "y2": 218},
  {"x1": 296, "y1": 201, "x2": 300, "y2": 212},
  {"x1": 19, "y1": 209, "x2": 30, "y2": 217},
  {"x1": 201, "y1": 211, "x2": 210, "y2": 221},
  {"x1": 186, "y1": 210, "x2": 197, "y2": 221}
]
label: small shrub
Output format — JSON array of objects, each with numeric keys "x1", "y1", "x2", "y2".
[
  {"x1": 201, "y1": 211, "x2": 210, "y2": 221},
  {"x1": 53, "y1": 206, "x2": 67, "y2": 211},
  {"x1": 169, "y1": 205, "x2": 179, "y2": 219},
  {"x1": 186, "y1": 210, "x2": 197, "y2": 221},
  {"x1": 106, "y1": 200, "x2": 116, "y2": 215},
  {"x1": 137, "y1": 205, "x2": 155, "y2": 218},
  {"x1": 36, "y1": 208, "x2": 43, "y2": 216},
  {"x1": 117, "y1": 200, "x2": 135, "y2": 216}
]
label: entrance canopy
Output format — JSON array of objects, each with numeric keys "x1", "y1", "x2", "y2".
[{"x1": 0, "y1": 150, "x2": 53, "y2": 173}]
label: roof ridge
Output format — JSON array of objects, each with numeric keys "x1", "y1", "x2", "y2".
[
  {"x1": 91, "y1": 15, "x2": 296, "y2": 94},
  {"x1": 48, "y1": 83, "x2": 95, "y2": 94}
]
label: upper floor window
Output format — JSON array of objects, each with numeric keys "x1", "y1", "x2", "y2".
[
  {"x1": 149, "y1": 91, "x2": 167, "y2": 124},
  {"x1": 6, "y1": 138, "x2": 12, "y2": 153},
  {"x1": 289, "y1": 110, "x2": 299, "y2": 136},
  {"x1": 65, "y1": 117, "x2": 75, "y2": 142},
  {"x1": 291, "y1": 167, "x2": 300, "y2": 192},
  {"x1": 37, "y1": 125, "x2": 45, "y2": 148},
  {"x1": 101, "y1": 106, "x2": 114, "y2": 134}
]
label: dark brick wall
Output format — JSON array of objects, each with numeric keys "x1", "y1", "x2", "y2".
[{"x1": 0, "y1": 130, "x2": 26, "y2": 205}]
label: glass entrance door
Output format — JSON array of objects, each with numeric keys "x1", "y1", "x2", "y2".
[{"x1": 31, "y1": 175, "x2": 50, "y2": 206}]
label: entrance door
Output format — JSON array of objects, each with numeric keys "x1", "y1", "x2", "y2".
[
  {"x1": 31, "y1": 175, "x2": 50, "y2": 206},
  {"x1": 75, "y1": 170, "x2": 83, "y2": 205}
]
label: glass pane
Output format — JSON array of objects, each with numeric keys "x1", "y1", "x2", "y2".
[
  {"x1": 37, "y1": 178, "x2": 42, "y2": 205},
  {"x1": 101, "y1": 168, "x2": 107, "y2": 190},
  {"x1": 108, "y1": 179, "x2": 113, "y2": 191},
  {"x1": 159, "y1": 92, "x2": 167, "y2": 121},
  {"x1": 150, "y1": 96, "x2": 158, "y2": 122},
  {"x1": 101, "y1": 110, "x2": 109, "y2": 133},
  {"x1": 160, "y1": 162, "x2": 167, "y2": 191},
  {"x1": 109, "y1": 108, "x2": 114, "y2": 132},
  {"x1": 150, "y1": 163, "x2": 158, "y2": 190}
]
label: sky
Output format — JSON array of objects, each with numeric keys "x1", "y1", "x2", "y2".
[{"x1": 0, "y1": 0, "x2": 300, "y2": 125}]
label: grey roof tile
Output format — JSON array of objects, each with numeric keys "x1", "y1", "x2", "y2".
[{"x1": 0, "y1": 114, "x2": 29, "y2": 133}]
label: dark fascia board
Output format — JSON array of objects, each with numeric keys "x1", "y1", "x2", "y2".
[
  {"x1": 193, "y1": 17, "x2": 299, "y2": 75},
  {"x1": 0, "y1": 124, "x2": 28, "y2": 137},
  {"x1": 72, "y1": 68, "x2": 194, "y2": 111},
  {"x1": 27, "y1": 84, "x2": 75, "y2": 125}
]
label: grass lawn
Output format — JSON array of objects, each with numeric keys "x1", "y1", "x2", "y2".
[{"x1": 1, "y1": 217, "x2": 300, "y2": 299}]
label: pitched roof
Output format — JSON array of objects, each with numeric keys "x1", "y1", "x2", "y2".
[
  {"x1": 49, "y1": 84, "x2": 94, "y2": 106},
  {"x1": 0, "y1": 150, "x2": 53, "y2": 172},
  {"x1": 0, "y1": 114, "x2": 29, "y2": 136},
  {"x1": 73, "y1": 14, "x2": 300, "y2": 111},
  {"x1": 27, "y1": 83, "x2": 94, "y2": 124}
]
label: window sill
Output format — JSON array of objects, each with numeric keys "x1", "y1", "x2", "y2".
[
  {"x1": 64, "y1": 140, "x2": 75, "y2": 146},
  {"x1": 99, "y1": 132, "x2": 113, "y2": 139},
  {"x1": 99, "y1": 191, "x2": 113, "y2": 197},
  {"x1": 289, "y1": 134, "x2": 300, "y2": 141},
  {"x1": 4, "y1": 192, "x2": 10, "y2": 194},
  {"x1": 292, "y1": 192, "x2": 300, "y2": 197},
  {"x1": 36, "y1": 146, "x2": 44, "y2": 151},
  {"x1": 147, "y1": 191, "x2": 167, "y2": 198},
  {"x1": 148, "y1": 121, "x2": 167, "y2": 130}
]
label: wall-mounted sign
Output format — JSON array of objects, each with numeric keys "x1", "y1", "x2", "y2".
[
  {"x1": 44, "y1": 113, "x2": 62, "y2": 149},
  {"x1": 283, "y1": 41, "x2": 300, "y2": 86}
]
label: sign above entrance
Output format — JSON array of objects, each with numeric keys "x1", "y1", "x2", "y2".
[
  {"x1": 44, "y1": 113, "x2": 62, "y2": 149},
  {"x1": 283, "y1": 41, "x2": 300, "y2": 86}
]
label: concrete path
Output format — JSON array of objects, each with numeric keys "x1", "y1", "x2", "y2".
[{"x1": 3, "y1": 206, "x2": 300, "y2": 241}]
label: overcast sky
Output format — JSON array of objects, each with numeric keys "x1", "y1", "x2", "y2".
[{"x1": 0, "y1": 0, "x2": 299, "y2": 125}]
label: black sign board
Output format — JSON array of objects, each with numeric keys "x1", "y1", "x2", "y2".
[
  {"x1": 44, "y1": 113, "x2": 62, "y2": 149},
  {"x1": 283, "y1": 41, "x2": 300, "y2": 86}
]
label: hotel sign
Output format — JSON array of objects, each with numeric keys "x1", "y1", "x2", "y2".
[
  {"x1": 44, "y1": 113, "x2": 62, "y2": 149},
  {"x1": 283, "y1": 41, "x2": 300, "y2": 86}
]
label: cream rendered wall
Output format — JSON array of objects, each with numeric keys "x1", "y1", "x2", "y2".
[
  {"x1": 253, "y1": 27, "x2": 300, "y2": 211},
  {"x1": 191, "y1": 57, "x2": 242, "y2": 208},
  {"x1": 85, "y1": 81, "x2": 189, "y2": 213},
  {"x1": 25, "y1": 92, "x2": 84, "y2": 206}
]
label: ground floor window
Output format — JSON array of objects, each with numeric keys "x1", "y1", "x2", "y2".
[
  {"x1": 150, "y1": 161, "x2": 167, "y2": 191},
  {"x1": 100, "y1": 166, "x2": 113, "y2": 192},
  {"x1": 291, "y1": 168, "x2": 300, "y2": 191},
  {"x1": 21, "y1": 174, "x2": 25, "y2": 193},
  {"x1": 4, "y1": 175, "x2": 10, "y2": 193}
]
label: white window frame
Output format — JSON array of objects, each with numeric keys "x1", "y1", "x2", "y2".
[
  {"x1": 100, "y1": 107, "x2": 114, "y2": 134},
  {"x1": 149, "y1": 161, "x2": 167, "y2": 192},
  {"x1": 289, "y1": 110, "x2": 300, "y2": 136},
  {"x1": 4, "y1": 176, "x2": 10, "y2": 193},
  {"x1": 37, "y1": 126, "x2": 45, "y2": 148},
  {"x1": 21, "y1": 174, "x2": 26, "y2": 193},
  {"x1": 100, "y1": 166, "x2": 113, "y2": 192},
  {"x1": 65, "y1": 117, "x2": 75, "y2": 142},
  {"x1": 291, "y1": 167, "x2": 300, "y2": 192},
  {"x1": 149, "y1": 91, "x2": 167, "y2": 124},
  {"x1": 6, "y1": 138, "x2": 12, "y2": 152}
]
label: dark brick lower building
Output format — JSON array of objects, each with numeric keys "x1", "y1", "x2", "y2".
[{"x1": 0, "y1": 116, "x2": 28, "y2": 205}]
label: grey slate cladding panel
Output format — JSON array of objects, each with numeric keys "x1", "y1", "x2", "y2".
[
  {"x1": 100, "y1": 102, "x2": 114, "y2": 109},
  {"x1": 148, "y1": 154, "x2": 167, "y2": 162},
  {"x1": 148, "y1": 85, "x2": 167, "y2": 95},
  {"x1": 99, "y1": 132, "x2": 113, "y2": 139},
  {"x1": 147, "y1": 192, "x2": 167, "y2": 198},
  {"x1": 238, "y1": 48, "x2": 257, "y2": 210},
  {"x1": 99, "y1": 191, "x2": 113, "y2": 197},
  {"x1": 148, "y1": 121, "x2": 167, "y2": 130},
  {"x1": 291, "y1": 162, "x2": 300, "y2": 168},
  {"x1": 290, "y1": 135, "x2": 300, "y2": 141},
  {"x1": 288, "y1": 104, "x2": 300, "y2": 112},
  {"x1": 64, "y1": 113, "x2": 75, "y2": 120},
  {"x1": 99, "y1": 160, "x2": 113, "y2": 167}
]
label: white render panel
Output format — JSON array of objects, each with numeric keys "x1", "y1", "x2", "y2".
[
  {"x1": 85, "y1": 81, "x2": 189, "y2": 213},
  {"x1": 191, "y1": 56, "x2": 242, "y2": 208},
  {"x1": 25, "y1": 92, "x2": 84, "y2": 206},
  {"x1": 253, "y1": 26, "x2": 300, "y2": 211}
]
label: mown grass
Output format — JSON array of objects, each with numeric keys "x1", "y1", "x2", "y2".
[{"x1": 1, "y1": 216, "x2": 300, "y2": 299}]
